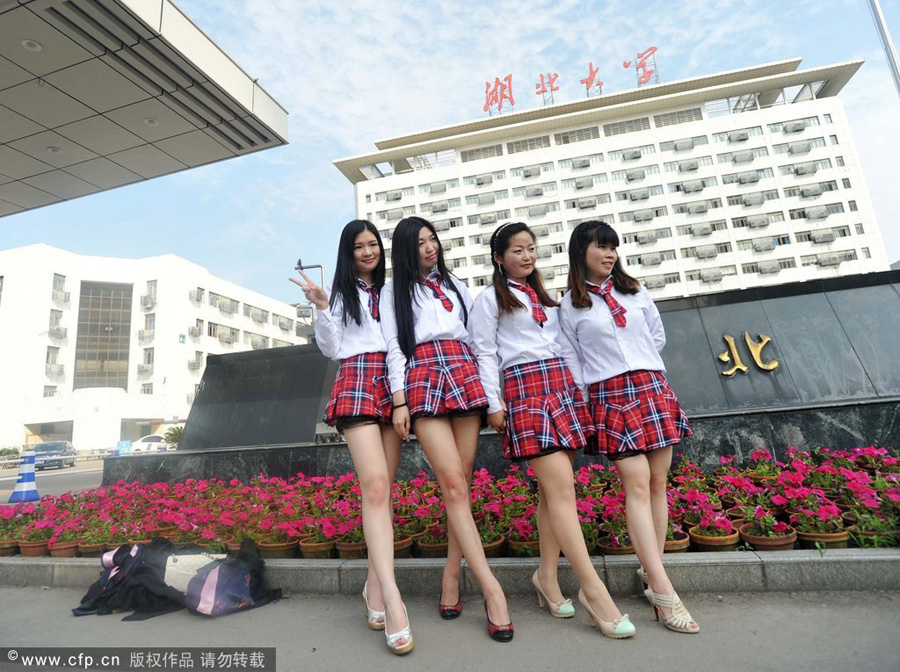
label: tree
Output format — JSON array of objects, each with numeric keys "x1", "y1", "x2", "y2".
[{"x1": 164, "y1": 426, "x2": 184, "y2": 449}]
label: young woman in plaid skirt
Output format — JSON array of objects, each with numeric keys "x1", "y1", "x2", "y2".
[
  {"x1": 560, "y1": 220, "x2": 699, "y2": 635},
  {"x1": 469, "y1": 222, "x2": 635, "y2": 640},
  {"x1": 381, "y1": 216, "x2": 513, "y2": 642},
  {"x1": 291, "y1": 219, "x2": 413, "y2": 655}
]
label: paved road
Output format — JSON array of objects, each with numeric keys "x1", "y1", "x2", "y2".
[
  {"x1": 1, "y1": 588, "x2": 897, "y2": 671},
  {"x1": 0, "y1": 461, "x2": 103, "y2": 501}
]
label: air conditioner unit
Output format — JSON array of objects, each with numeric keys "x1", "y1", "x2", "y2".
[
  {"x1": 811, "y1": 230, "x2": 836, "y2": 244},
  {"x1": 475, "y1": 174, "x2": 493, "y2": 186},
  {"x1": 189, "y1": 327, "x2": 201, "y2": 337},
  {"x1": 220, "y1": 302, "x2": 238, "y2": 314},
  {"x1": 477, "y1": 193, "x2": 495, "y2": 205},
  {"x1": 732, "y1": 150, "x2": 754, "y2": 164},
  {"x1": 758, "y1": 260, "x2": 781, "y2": 274},
  {"x1": 544, "y1": 268, "x2": 556, "y2": 279},
  {"x1": 251, "y1": 310, "x2": 266, "y2": 323},
  {"x1": 523, "y1": 166, "x2": 541, "y2": 178},
  {"x1": 643, "y1": 254, "x2": 662, "y2": 266},
  {"x1": 633, "y1": 209, "x2": 654, "y2": 222},
  {"x1": 137, "y1": 364, "x2": 153, "y2": 375},
  {"x1": 537, "y1": 248, "x2": 552, "y2": 259},
  {"x1": 817, "y1": 254, "x2": 841, "y2": 267},
  {"x1": 296, "y1": 305, "x2": 314, "y2": 319},
  {"x1": 783, "y1": 121, "x2": 805, "y2": 134},
  {"x1": 738, "y1": 171, "x2": 760, "y2": 185},
  {"x1": 571, "y1": 158, "x2": 591, "y2": 169},
  {"x1": 806, "y1": 206, "x2": 829, "y2": 220},
  {"x1": 700, "y1": 269, "x2": 724, "y2": 283},
  {"x1": 188, "y1": 360, "x2": 202, "y2": 370},
  {"x1": 140, "y1": 295, "x2": 156, "y2": 308},
  {"x1": 528, "y1": 205, "x2": 548, "y2": 217},
  {"x1": 793, "y1": 162, "x2": 817, "y2": 176},
  {"x1": 189, "y1": 288, "x2": 205, "y2": 302},
  {"x1": 385, "y1": 190, "x2": 402, "y2": 201},
  {"x1": 577, "y1": 198, "x2": 597, "y2": 210},
  {"x1": 626, "y1": 169, "x2": 646, "y2": 182},
  {"x1": 526, "y1": 187, "x2": 544, "y2": 198},
  {"x1": 688, "y1": 202, "x2": 709, "y2": 214},
  {"x1": 747, "y1": 215, "x2": 769, "y2": 229},
  {"x1": 622, "y1": 149, "x2": 642, "y2": 160},
  {"x1": 629, "y1": 189, "x2": 649, "y2": 201},
  {"x1": 743, "y1": 193, "x2": 765, "y2": 206},
  {"x1": 218, "y1": 332, "x2": 235, "y2": 344},
  {"x1": 251, "y1": 339, "x2": 268, "y2": 350},
  {"x1": 678, "y1": 160, "x2": 699, "y2": 172},
  {"x1": 800, "y1": 185, "x2": 823, "y2": 198},
  {"x1": 51, "y1": 289, "x2": 70, "y2": 303},
  {"x1": 574, "y1": 177, "x2": 593, "y2": 190},
  {"x1": 682, "y1": 180, "x2": 705, "y2": 193},
  {"x1": 49, "y1": 326, "x2": 67, "y2": 339},
  {"x1": 481, "y1": 213, "x2": 498, "y2": 224},
  {"x1": 673, "y1": 139, "x2": 694, "y2": 151},
  {"x1": 691, "y1": 223, "x2": 713, "y2": 236},
  {"x1": 788, "y1": 141, "x2": 812, "y2": 155},
  {"x1": 727, "y1": 130, "x2": 750, "y2": 143},
  {"x1": 695, "y1": 245, "x2": 718, "y2": 259},
  {"x1": 643, "y1": 276, "x2": 666, "y2": 289},
  {"x1": 387, "y1": 208, "x2": 403, "y2": 220},
  {"x1": 45, "y1": 363, "x2": 64, "y2": 376},
  {"x1": 752, "y1": 239, "x2": 776, "y2": 252},
  {"x1": 637, "y1": 232, "x2": 657, "y2": 245},
  {"x1": 434, "y1": 220, "x2": 451, "y2": 232},
  {"x1": 277, "y1": 318, "x2": 291, "y2": 331},
  {"x1": 431, "y1": 201, "x2": 449, "y2": 213},
  {"x1": 532, "y1": 226, "x2": 550, "y2": 237},
  {"x1": 430, "y1": 182, "x2": 447, "y2": 194}
]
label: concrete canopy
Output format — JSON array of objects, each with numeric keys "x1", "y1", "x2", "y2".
[{"x1": 0, "y1": 0, "x2": 288, "y2": 219}]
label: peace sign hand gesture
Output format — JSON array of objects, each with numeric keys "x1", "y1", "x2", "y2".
[{"x1": 288, "y1": 269, "x2": 329, "y2": 310}]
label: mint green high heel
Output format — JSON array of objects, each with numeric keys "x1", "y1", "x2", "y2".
[
  {"x1": 577, "y1": 589, "x2": 636, "y2": 639},
  {"x1": 532, "y1": 571, "x2": 575, "y2": 618}
]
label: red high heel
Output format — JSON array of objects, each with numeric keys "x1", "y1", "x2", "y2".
[
  {"x1": 483, "y1": 601, "x2": 514, "y2": 642},
  {"x1": 438, "y1": 595, "x2": 462, "y2": 620}
]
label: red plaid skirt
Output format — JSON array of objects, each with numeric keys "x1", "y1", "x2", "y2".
[
  {"x1": 586, "y1": 369, "x2": 691, "y2": 458},
  {"x1": 323, "y1": 352, "x2": 392, "y2": 427},
  {"x1": 501, "y1": 358, "x2": 593, "y2": 461},
  {"x1": 406, "y1": 339, "x2": 487, "y2": 419}
]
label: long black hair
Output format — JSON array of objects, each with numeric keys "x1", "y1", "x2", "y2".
[
  {"x1": 329, "y1": 219, "x2": 386, "y2": 326},
  {"x1": 567, "y1": 220, "x2": 640, "y2": 309},
  {"x1": 390, "y1": 216, "x2": 468, "y2": 358},
  {"x1": 489, "y1": 222, "x2": 558, "y2": 314}
]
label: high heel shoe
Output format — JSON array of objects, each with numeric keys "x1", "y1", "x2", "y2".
[
  {"x1": 483, "y1": 600, "x2": 514, "y2": 642},
  {"x1": 384, "y1": 603, "x2": 414, "y2": 655},
  {"x1": 577, "y1": 589, "x2": 635, "y2": 639},
  {"x1": 531, "y1": 570, "x2": 575, "y2": 618},
  {"x1": 438, "y1": 592, "x2": 462, "y2": 620},
  {"x1": 644, "y1": 588, "x2": 700, "y2": 634},
  {"x1": 362, "y1": 581, "x2": 385, "y2": 631},
  {"x1": 637, "y1": 567, "x2": 650, "y2": 591}
]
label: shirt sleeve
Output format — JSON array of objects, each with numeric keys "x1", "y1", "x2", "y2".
[
  {"x1": 469, "y1": 290, "x2": 504, "y2": 413},
  {"x1": 379, "y1": 282, "x2": 408, "y2": 394},
  {"x1": 641, "y1": 286, "x2": 666, "y2": 353},
  {"x1": 559, "y1": 297, "x2": 588, "y2": 400},
  {"x1": 312, "y1": 288, "x2": 341, "y2": 360}
]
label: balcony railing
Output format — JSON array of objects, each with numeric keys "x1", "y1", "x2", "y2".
[
  {"x1": 45, "y1": 363, "x2": 64, "y2": 376},
  {"x1": 138, "y1": 329, "x2": 155, "y2": 341},
  {"x1": 48, "y1": 327, "x2": 67, "y2": 339}
]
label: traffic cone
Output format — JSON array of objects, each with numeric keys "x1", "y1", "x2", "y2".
[{"x1": 8, "y1": 450, "x2": 39, "y2": 503}]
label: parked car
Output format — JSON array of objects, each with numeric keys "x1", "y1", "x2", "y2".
[
  {"x1": 131, "y1": 435, "x2": 168, "y2": 453},
  {"x1": 34, "y1": 441, "x2": 77, "y2": 470}
]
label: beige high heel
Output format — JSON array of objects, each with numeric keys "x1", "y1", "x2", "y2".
[
  {"x1": 577, "y1": 589, "x2": 635, "y2": 639},
  {"x1": 644, "y1": 588, "x2": 700, "y2": 634},
  {"x1": 362, "y1": 581, "x2": 385, "y2": 631},
  {"x1": 531, "y1": 571, "x2": 575, "y2": 618}
]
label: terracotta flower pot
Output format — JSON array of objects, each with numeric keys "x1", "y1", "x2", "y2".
[
  {"x1": 796, "y1": 529, "x2": 850, "y2": 549},
  {"x1": 482, "y1": 534, "x2": 507, "y2": 558},
  {"x1": 77, "y1": 542, "x2": 105, "y2": 557},
  {"x1": 507, "y1": 538, "x2": 540, "y2": 557},
  {"x1": 416, "y1": 539, "x2": 449, "y2": 558},
  {"x1": 258, "y1": 540, "x2": 298, "y2": 559},
  {"x1": 18, "y1": 540, "x2": 49, "y2": 557},
  {"x1": 299, "y1": 539, "x2": 335, "y2": 559},
  {"x1": 393, "y1": 536, "x2": 414, "y2": 559},
  {"x1": 597, "y1": 535, "x2": 635, "y2": 556},
  {"x1": 49, "y1": 540, "x2": 80, "y2": 558},
  {"x1": 336, "y1": 540, "x2": 367, "y2": 559},
  {"x1": 687, "y1": 526, "x2": 740, "y2": 552},
  {"x1": 739, "y1": 523, "x2": 797, "y2": 551},
  {"x1": 664, "y1": 531, "x2": 691, "y2": 553},
  {"x1": 0, "y1": 540, "x2": 18, "y2": 556},
  {"x1": 847, "y1": 526, "x2": 898, "y2": 548}
]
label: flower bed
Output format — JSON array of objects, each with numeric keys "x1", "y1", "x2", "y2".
[{"x1": 1, "y1": 448, "x2": 897, "y2": 557}]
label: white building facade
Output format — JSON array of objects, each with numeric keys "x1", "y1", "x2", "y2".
[
  {"x1": 0, "y1": 244, "x2": 311, "y2": 451},
  {"x1": 334, "y1": 59, "x2": 889, "y2": 298}
]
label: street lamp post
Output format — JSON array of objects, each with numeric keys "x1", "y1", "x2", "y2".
[{"x1": 868, "y1": 0, "x2": 900, "y2": 98}]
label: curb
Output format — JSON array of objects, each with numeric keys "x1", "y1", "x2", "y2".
[{"x1": 2, "y1": 549, "x2": 899, "y2": 595}]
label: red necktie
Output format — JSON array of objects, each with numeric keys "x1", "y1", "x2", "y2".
[
  {"x1": 508, "y1": 281, "x2": 547, "y2": 326},
  {"x1": 357, "y1": 280, "x2": 380, "y2": 321},
  {"x1": 422, "y1": 275, "x2": 454, "y2": 312},
  {"x1": 587, "y1": 280, "x2": 627, "y2": 327}
]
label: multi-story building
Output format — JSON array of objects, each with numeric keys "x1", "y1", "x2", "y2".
[
  {"x1": 0, "y1": 244, "x2": 312, "y2": 451},
  {"x1": 334, "y1": 58, "x2": 889, "y2": 298}
]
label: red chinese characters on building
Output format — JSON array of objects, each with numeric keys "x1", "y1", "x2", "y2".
[
  {"x1": 623, "y1": 46, "x2": 659, "y2": 85},
  {"x1": 534, "y1": 72, "x2": 560, "y2": 95},
  {"x1": 484, "y1": 74, "x2": 515, "y2": 113},
  {"x1": 580, "y1": 61, "x2": 604, "y2": 94}
]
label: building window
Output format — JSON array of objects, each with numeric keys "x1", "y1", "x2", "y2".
[
  {"x1": 53, "y1": 274, "x2": 66, "y2": 292},
  {"x1": 43, "y1": 386, "x2": 58, "y2": 397},
  {"x1": 145, "y1": 313, "x2": 155, "y2": 330},
  {"x1": 0, "y1": 275, "x2": 4, "y2": 307},
  {"x1": 74, "y1": 282, "x2": 133, "y2": 391},
  {"x1": 146, "y1": 280, "x2": 157, "y2": 298},
  {"x1": 49, "y1": 309, "x2": 63, "y2": 329},
  {"x1": 863, "y1": 247, "x2": 871, "y2": 259},
  {"x1": 829, "y1": 135, "x2": 839, "y2": 145},
  {"x1": 848, "y1": 200, "x2": 858, "y2": 212},
  {"x1": 842, "y1": 178, "x2": 851, "y2": 189},
  {"x1": 855, "y1": 223, "x2": 865, "y2": 234},
  {"x1": 46, "y1": 346, "x2": 59, "y2": 364},
  {"x1": 824, "y1": 113, "x2": 832, "y2": 123},
  {"x1": 836, "y1": 156, "x2": 845, "y2": 167},
  {"x1": 144, "y1": 348, "x2": 154, "y2": 365},
  {"x1": 141, "y1": 383, "x2": 153, "y2": 395}
]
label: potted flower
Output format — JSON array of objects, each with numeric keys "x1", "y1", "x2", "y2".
[
  {"x1": 847, "y1": 511, "x2": 898, "y2": 548},
  {"x1": 738, "y1": 506, "x2": 796, "y2": 551},
  {"x1": 48, "y1": 520, "x2": 84, "y2": 557},
  {"x1": 0, "y1": 505, "x2": 27, "y2": 556},
  {"x1": 416, "y1": 519, "x2": 449, "y2": 558},
  {"x1": 688, "y1": 511, "x2": 739, "y2": 552},
  {"x1": 790, "y1": 502, "x2": 849, "y2": 549},
  {"x1": 18, "y1": 518, "x2": 54, "y2": 557},
  {"x1": 664, "y1": 520, "x2": 690, "y2": 553},
  {"x1": 598, "y1": 490, "x2": 632, "y2": 554},
  {"x1": 298, "y1": 515, "x2": 336, "y2": 559},
  {"x1": 746, "y1": 448, "x2": 782, "y2": 484},
  {"x1": 507, "y1": 508, "x2": 540, "y2": 557}
]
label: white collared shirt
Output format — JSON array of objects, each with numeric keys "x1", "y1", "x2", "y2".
[
  {"x1": 313, "y1": 285, "x2": 387, "y2": 361},
  {"x1": 559, "y1": 281, "x2": 666, "y2": 389},
  {"x1": 469, "y1": 282, "x2": 582, "y2": 413},
  {"x1": 380, "y1": 274, "x2": 474, "y2": 393}
]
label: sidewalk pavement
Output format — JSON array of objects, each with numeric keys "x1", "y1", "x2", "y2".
[{"x1": 1, "y1": 587, "x2": 898, "y2": 672}]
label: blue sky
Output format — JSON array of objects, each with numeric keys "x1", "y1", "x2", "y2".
[{"x1": 4, "y1": 0, "x2": 900, "y2": 303}]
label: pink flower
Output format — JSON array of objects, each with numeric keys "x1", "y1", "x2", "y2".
[{"x1": 773, "y1": 521, "x2": 789, "y2": 534}]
